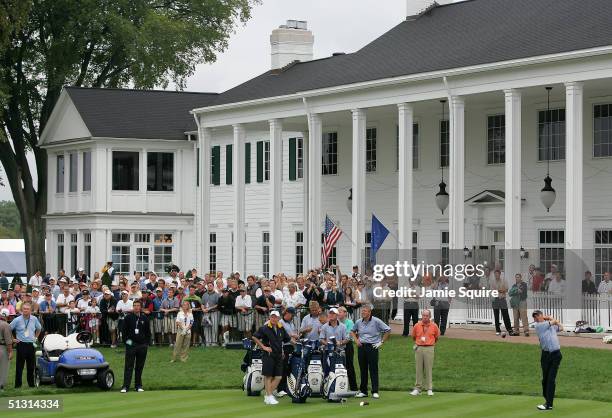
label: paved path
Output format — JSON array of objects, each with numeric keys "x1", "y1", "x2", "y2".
[{"x1": 390, "y1": 322, "x2": 612, "y2": 350}]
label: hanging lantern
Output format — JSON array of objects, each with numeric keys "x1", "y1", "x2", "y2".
[
  {"x1": 435, "y1": 181, "x2": 449, "y2": 214},
  {"x1": 346, "y1": 188, "x2": 352, "y2": 214},
  {"x1": 541, "y1": 86, "x2": 556, "y2": 212},
  {"x1": 540, "y1": 175, "x2": 556, "y2": 212}
]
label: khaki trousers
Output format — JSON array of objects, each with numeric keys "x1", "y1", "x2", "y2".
[
  {"x1": 172, "y1": 332, "x2": 191, "y2": 361},
  {"x1": 414, "y1": 345, "x2": 435, "y2": 391},
  {"x1": 0, "y1": 345, "x2": 8, "y2": 388},
  {"x1": 513, "y1": 306, "x2": 529, "y2": 334}
]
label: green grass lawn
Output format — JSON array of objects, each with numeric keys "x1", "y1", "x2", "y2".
[
  {"x1": 2, "y1": 336, "x2": 610, "y2": 406},
  {"x1": 1, "y1": 390, "x2": 611, "y2": 418}
]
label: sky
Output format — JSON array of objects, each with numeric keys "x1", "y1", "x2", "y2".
[{"x1": 0, "y1": 0, "x2": 462, "y2": 202}]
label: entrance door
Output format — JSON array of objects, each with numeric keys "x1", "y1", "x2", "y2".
[{"x1": 135, "y1": 246, "x2": 151, "y2": 275}]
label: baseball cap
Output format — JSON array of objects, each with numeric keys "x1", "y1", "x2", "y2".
[
  {"x1": 78, "y1": 267, "x2": 85, "y2": 272},
  {"x1": 270, "y1": 310, "x2": 281, "y2": 317},
  {"x1": 329, "y1": 307, "x2": 339, "y2": 314},
  {"x1": 103, "y1": 289, "x2": 112, "y2": 295},
  {"x1": 59, "y1": 278, "x2": 67, "y2": 283},
  {"x1": 121, "y1": 290, "x2": 129, "y2": 295},
  {"x1": 285, "y1": 307, "x2": 296, "y2": 315},
  {"x1": 155, "y1": 287, "x2": 163, "y2": 292},
  {"x1": 82, "y1": 289, "x2": 89, "y2": 295},
  {"x1": 1, "y1": 289, "x2": 6, "y2": 293},
  {"x1": 0, "y1": 308, "x2": 9, "y2": 317}
]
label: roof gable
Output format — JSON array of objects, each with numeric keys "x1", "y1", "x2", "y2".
[{"x1": 40, "y1": 90, "x2": 91, "y2": 144}]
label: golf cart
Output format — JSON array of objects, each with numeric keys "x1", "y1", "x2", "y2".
[{"x1": 35, "y1": 331, "x2": 114, "y2": 390}]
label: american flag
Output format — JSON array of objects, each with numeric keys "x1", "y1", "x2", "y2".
[{"x1": 321, "y1": 215, "x2": 342, "y2": 268}]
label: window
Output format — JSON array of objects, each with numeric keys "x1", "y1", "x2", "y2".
[
  {"x1": 147, "y1": 152, "x2": 174, "y2": 191},
  {"x1": 288, "y1": 137, "x2": 304, "y2": 181},
  {"x1": 84, "y1": 233, "x2": 91, "y2": 277},
  {"x1": 56, "y1": 155, "x2": 65, "y2": 193},
  {"x1": 112, "y1": 233, "x2": 130, "y2": 243},
  {"x1": 256, "y1": 141, "x2": 270, "y2": 183},
  {"x1": 322, "y1": 132, "x2": 338, "y2": 175},
  {"x1": 112, "y1": 151, "x2": 139, "y2": 190},
  {"x1": 264, "y1": 141, "x2": 270, "y2": 181},
  {"x1": 70, "y1": 233, "x2": 78, "y2": 276},
  {"x1": 538, "y1": 108, "x2": 566, "y2": 161},
  {"x1": 595, "y1": 230, "x2": 612, "y2": 285},
  {"x1": 112, "y1": 245, "x2": 130, "y2": 275},
  {"x1": 153, "y1": 246, "x2": 172, "y2": 276},
  {"x1": 396, "y1": 124, "x2": 420, "y2": 170},
  {"x1": 594, "y1": 104, "x2": 612, "y2": 157},
  {"x1": 82, "y1": 151, "x2": 91, "y2": 191},
  {"x1": 211, "y1": 146, "x2": 220, "y2": 185},
  {"x1": 134, "y1": 233, "x2": 150, "y2": 243},
  {"x1": 366, "y1": 128, "x2": 377, "y2": 172},
  {"x1": 262, "y1": 231, "x2": 270, "y2": 278},
  {"x1": 295, "y1": 231, "x2": 304, "y2": 274},
  {"x1": 57, "y1": 233, "x2": 64, "y2": 270},
  {"x1": 209, "y1": 233, "x2": 217, "y2": 274},
  {"x1": 154, "y1": 233, "x2": 173, "y2": 244},
  {"x1": 539, "y1": 230, "x2": 564, "y2": 274},
  {"x1": 487, "y1": 115, "x2": 505, "y2": 164},
  {"x1": 441, "y1": 231, "x2": 449, "y2": 266},
  {"x1": 365, "y1": 232, "x2": 372, "y2": 270},
  {"x1": 135, "y1": 247, "x2": 150, "y2": 275},
  {"x1": 412, "y1": 231, "x2": 418, "y2": 266},
  {"x1": 69, "y1": 153, "x2": 78, "y2": 192},
  {"x1": 440, "y1": 120, "x2": 449, "y2": 168}
]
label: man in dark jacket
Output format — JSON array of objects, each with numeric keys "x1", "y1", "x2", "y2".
[{"x1": 120, "y1": 300, "x2": 151, "y2": 393}]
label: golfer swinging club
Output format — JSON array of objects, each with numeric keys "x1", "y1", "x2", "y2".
[
  {"x1": 252, "y1": 310, "x2": 290, "y2": 405},
  {"x1": 532, "y1": 310, "x2": 563, "y2": 411}
]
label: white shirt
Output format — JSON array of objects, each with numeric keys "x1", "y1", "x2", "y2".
[
  {"x1": 56, "y1": 293, "x2": 75, "y2": 307},
  {"x1": 548, "y1": 279, "x2": 566, "y2": 295},
  {"x1": 235, "y1": 294, "x2": 252, "y2": 309},
  {"x1": 29, "y1": 275, "x2": 43, "y2": 287},
  {"x1": 598, "y1": 280, "x2": 612, "y2": 294},
  {"x1": 116, "y1": 299, "x2": 134, "y2": 313},
  {"x1": 176, "y1": 310, "x2": 194, "y2": 329},
  {"x1": 77, "y1": 298, "x2": 92, "y2": 310},
  {"x1": 283, "y1": 291, "x2": 306, "y2": 308},
  {"x1": 85, "y1": 306, "x2": 100, "y2": 315}
]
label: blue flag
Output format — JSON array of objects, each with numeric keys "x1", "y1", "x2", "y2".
[{"x1": 370, "y1": 214, "x2": 390, "y2": 265}]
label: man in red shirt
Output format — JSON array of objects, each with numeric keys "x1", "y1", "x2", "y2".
[
  {"x1": 410, "y1": 309, "x2": 440, "y2": 396},
  {"x1": 532, "y1": 269, "x2": 545, "y2": 292}
]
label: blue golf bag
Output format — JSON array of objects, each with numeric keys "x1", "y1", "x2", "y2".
[
  {"x1": 286, "y1": 340, "x2": 312, "y2": 403},
  {"x1": 241, "y1": 339, "x2": 264, "y2": 396}
]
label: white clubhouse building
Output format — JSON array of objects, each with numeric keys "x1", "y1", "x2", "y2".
[{"x1": 41, "y1": 0, "x2": 612, "y2": 311}]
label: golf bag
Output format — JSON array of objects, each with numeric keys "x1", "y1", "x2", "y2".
[
  {"x1": 305, "y1": 340, "x2": 324, "y2": 397},
  {"x1": 286, "y1": 341, "x2": 312, "y2": 403},
  {"x1": 241, "y1": 339, "x2": 264, "y2": 396},
  {"x1": 322, "y1": 338, "x2": 350, "y2": 402}
]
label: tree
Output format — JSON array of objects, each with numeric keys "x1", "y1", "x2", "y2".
[
  {"x1": 0, "y1": 200, "x2": 22, "y2": 238},
  {"x1": 0, "y1": 0, "x2": 258, "y2": 275}
]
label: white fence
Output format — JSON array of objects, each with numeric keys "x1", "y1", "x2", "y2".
[{"x1": 462, "y1": 292, "x2": 612, "y2": 331}]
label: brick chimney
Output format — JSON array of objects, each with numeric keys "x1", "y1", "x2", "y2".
[{"x1": 270, "y1": 20, "x2": 314, "y2": 70}]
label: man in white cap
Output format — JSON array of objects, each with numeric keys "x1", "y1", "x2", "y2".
[
  {"x1": 0, "y1": 308, "x2": 14, "y2": 391},
  {"x1": 252, "y1": 310, "x2": 290, "y2": 405}
]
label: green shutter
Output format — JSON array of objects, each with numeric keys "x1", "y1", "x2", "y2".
[
  {"x1": 211, "y1": 146, "x2": 220, "y2": 185},
  {"x1": 256, "y1": 141, "x2": 264, "y2": 183},
  {"x1": 225, "y1": 144, "x2": 233, "y2": 185},
  {"x1": 288, "y1": 137, "x2": 296, "y2": 181},
  {"x1": 245, "y1": 142, "x2": 251, "y2": 184}
]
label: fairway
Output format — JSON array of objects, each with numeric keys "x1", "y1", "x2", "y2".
[{"x1": 1, "y1": 389, "x2": 611, "y2": 418}]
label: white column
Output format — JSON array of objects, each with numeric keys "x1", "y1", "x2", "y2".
[
  {"x1": 199, "y1": 125, "x2": 212, "y2": 273},
  {"x1": 504, "y1": 89, "x2": 522, "y2": 278},
  {"x1": 397, "y1": 103, "x2": 414, "y2": 320},
  {"x1": 269, "y1": 119, "x2": 283, "y2": 275},
  {"x1": 564, "y1": 81, "x2": 584, "y2": 326},
  {"x1": 351, "y1": 109, "x2": 367, "y2": 268},
  {"x1": 448, "y1": 96, "x2": 465, "y2": 251},
  {"x1": 303, "y1": 129, "x2": 310, "y2": 270},
  {"x1": 307, "y1": 114, "x2": 322, "y2": 268},
  {"x1": 233, "y1": 124, "x2": 246, "y2": 274}
]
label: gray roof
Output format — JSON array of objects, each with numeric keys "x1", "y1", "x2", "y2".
[
  {"x1": 65, "y1": 87, "x2": 218, "y2": 140},
  {"x1": 210, "y1": 0, "x2": 612, "y2": 107}
]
